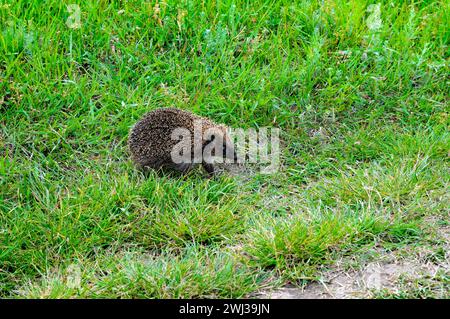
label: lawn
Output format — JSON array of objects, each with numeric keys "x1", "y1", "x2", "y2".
[{"x1": 0, "y1": 0, "x2": 448, "y2": 298}]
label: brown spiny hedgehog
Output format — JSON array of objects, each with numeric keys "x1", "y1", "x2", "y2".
[{"x1": 128, "y1": 108, "x2": 237, "y2": 175}]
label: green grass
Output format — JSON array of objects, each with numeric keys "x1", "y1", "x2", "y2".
[
  {"x1": 0, "y1": 0, "x2": 449, "y2": 298},
  {"x1": 372, "y1": 269, "x2": 450, "y2": 299}
]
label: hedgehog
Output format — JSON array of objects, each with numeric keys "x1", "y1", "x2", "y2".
[{"x1": 128, "y1": 108, "x2": 237, "y2": 175}]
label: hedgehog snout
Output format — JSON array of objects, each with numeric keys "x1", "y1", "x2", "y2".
[{"x1": 223, "y1": 140, "x2": 238, "y2": 162}]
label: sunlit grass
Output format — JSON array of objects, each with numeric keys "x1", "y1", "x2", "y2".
[{"x1": 1, "y1": 0, "x2": 448, "y2": 298}]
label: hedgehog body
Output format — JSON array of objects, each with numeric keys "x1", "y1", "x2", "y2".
[{"x1": 128, "y1": 108, "x2": 236, "y2": 175}]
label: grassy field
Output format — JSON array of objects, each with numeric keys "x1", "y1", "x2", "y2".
[{"x1": 0, "y1": 0, "x2": 449, "y2": 298}]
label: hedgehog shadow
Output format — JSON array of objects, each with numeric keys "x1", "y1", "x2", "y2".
[{"x1": 139, "y1": 162, "x2": 247, "y2": 180}]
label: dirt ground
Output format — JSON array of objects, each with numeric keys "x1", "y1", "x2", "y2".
[{"x1": 256, "y1": 226, "x2": 449, "y2": 299}]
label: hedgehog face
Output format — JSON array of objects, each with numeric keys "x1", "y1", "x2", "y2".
[
  {"x1": 203, "y1": 126, "x2": 237, "y2": 163},
  {"x1": 222, "y1": 130, "x2": 238, "y2": 162}
]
